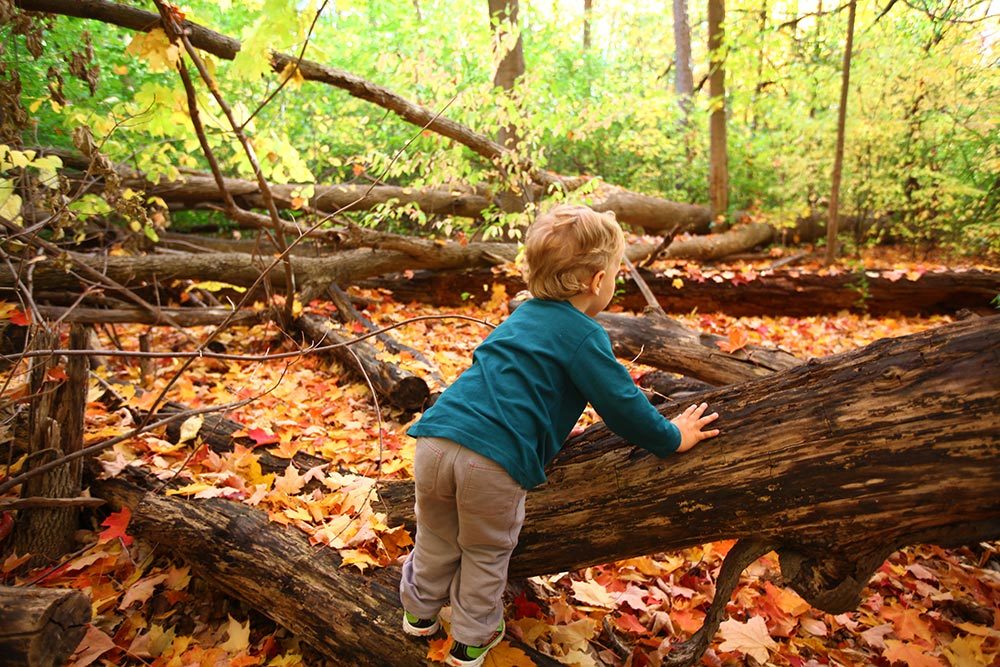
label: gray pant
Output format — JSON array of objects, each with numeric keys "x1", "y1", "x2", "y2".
[{"x1": 399, "y1": 437, "x2": 527, "y2": 645}]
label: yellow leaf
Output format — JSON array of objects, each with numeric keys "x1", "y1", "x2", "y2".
[
  {"x1": 943, "y1": 634, "x2": 987, "y2": 666},
  {"x1": 125, "y1": 28, "x2": 181, "y2": 73},
  {"x1": 166, "y1": 482, "x2": 217, "y2": 497},
  {"x1": 186, "y1": 281, "x2": 247, "y2": 293},
  {"x1": 277, "y1": 61, "x2": 305, "y2": 88},
  {"x1": 672, "y1": 277, "x2": 684, "y2": 289},
  {"x1": 569, "y1": 579, "x2": 615, "y2": 608},
  {"x1": 220, "y1": 615, "x2": 251, "y2": 654},
  {"x1": 484, "y1": 641, "x2": 536, "y2": 666},
  {"x1": 177, "y1": 414, "x2": 203, "y2": 443},
  {"x1": 339, "y1": 549, "x2": 380, "y2": 572}
]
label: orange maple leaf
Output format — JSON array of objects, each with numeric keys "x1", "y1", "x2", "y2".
[
  {"x1": 427, "y1": 636, "x2": 453, "y2": 661},
  {"x1": 716, "y1": 328, "x2": 751, "y2": 354},
  {"x1": 882, "y1": 639, "x2": 945, "y2": 667},
  {"x1": 98, "y1": 507, "x2": 133, "y2": 546}
]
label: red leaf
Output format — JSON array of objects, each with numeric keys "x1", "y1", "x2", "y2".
[
  {"x1": 246, "y1": 428, "x2": 279, "y2": 447},
  {"x1": 513, "y1": 591, "x2": 544, "y2": 619},
  {"x1": 716, "y1": 328, "x2": 750, "y2": 354},
  {"x1": 0, "y1": 511, "x2": 13, "y2": 543},
  {"x1": 10, "y1": 308, "x2": 30, "y2": 326},
  {"x1": 98, "y1": 507, "x2": 133, "y2": 546},
  {"x1": 614, "y1": 611, "x2": 648, "y2": 635},
  {"x1": 47, "y1": 366, "x2": 68, "y2": 382}
]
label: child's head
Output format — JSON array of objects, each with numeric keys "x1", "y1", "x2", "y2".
[{"x1": 524, "y1": 204, "x2": 625, "y2": 301}]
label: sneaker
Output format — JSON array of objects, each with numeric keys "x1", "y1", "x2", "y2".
[
  {"x1": 445, "y1": 619, "x2": 505, "y2": 667},
  {"x1": 402, "y1": 610, "x2": 440, "y2": 637}
]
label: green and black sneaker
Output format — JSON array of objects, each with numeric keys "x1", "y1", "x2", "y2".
[
  {"x1": 402, "y1": 610, "x2": 440, "y2": 637},
  {"x1": 445, "y1": 619, "x2": 505, "y2": 667}
]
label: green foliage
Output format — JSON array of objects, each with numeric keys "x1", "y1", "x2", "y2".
[{"x1": 2, "y1": 0, "x2": 996, "y2": 252}]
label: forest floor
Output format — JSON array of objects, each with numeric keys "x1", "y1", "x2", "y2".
[{"x1": 2, "y1": 247, "x2": 998, "y2": 667}]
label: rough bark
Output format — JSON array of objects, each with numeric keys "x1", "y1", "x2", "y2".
[
  {"x1": 92, "y1": 316, "x2": 1000, "y2": 667},
  {"x1": 656, "y1": 222, "x2": 774, "y2": 261},
  {"x1": 33, "y1": 305, "x2": 271, "y2": 326},
  {"x1": 295, "y1": 313, "x2": 430, "y2": 411},
  {"x1": 9, "y1": 326, "x2": 88, "y2": 567},
  {"x1": 365, "y1": 266, "x2": 1000, "y2": 316},
  {"x1": 0, "y1": 586, "x2": 91, "y2": 667},
  {"x1": 598, "y1": 311, "x2": 800, "y2": 385}
]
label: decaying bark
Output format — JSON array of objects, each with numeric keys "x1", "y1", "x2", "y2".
[
  {"x1": 9, "y1": 326, "x2": 88, "y2": 567},
  {"x1": 0, "y1": 585, "x2": 91, "y2": 667},
  {"x1": 598, "y1": 311, "x2": 800, "y2": 385},
  {"x1": 367, "y1": 265, "x2": 1000, "y2": 316},
  {"x1": 91, "y1": 316, "x2": 999, "y2": 667}
]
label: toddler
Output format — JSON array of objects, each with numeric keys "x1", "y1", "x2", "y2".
[{"x1": 399, "y1": 204, "x2": 720, "y2": 666}]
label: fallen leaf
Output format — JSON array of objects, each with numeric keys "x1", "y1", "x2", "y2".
[
  {"x1": 67, "y1": 624, "x2": 116, "y2": 667},
  {"x1": 98, "y1": 507, "x2": 133, "y2": 546},
  {"x1": 220, "y1": 615, "x2": 251, "y2": 654},
  {"x1": 119, "y1": 573, "x2": 167, "y2": 609},
  {"x1": 883, "y1": 639, "x2": 945, "y2": 667},
  {"x1": 718, "y1": 616, "x2": 778, "y2": 664},
  {"x1": 177, "y1": 414, "x2": 203, "y2": 443},
  {"x1": 942, "y1": 634, "x2": 987, "y2": 667},
  {"x1": 484, "y1": 641, "x2": 536, "y2": 666},
  {"x1": 570, "y1": 579, "x2": 616, "y2": 608},
  {"x1": 716, "y1": 328, "x2": 750, "y2": 354},
  {"x1": 860, "y1": 622, "x2": 894, "y2": 650}
]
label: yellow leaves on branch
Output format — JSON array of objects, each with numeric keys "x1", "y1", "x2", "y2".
[{"x1": 126, "y1": 28, "x2": 181, "y2": 73}]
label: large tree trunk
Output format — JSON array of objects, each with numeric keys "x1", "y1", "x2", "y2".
[
  {"x1": 488, "y1": 0, "x2": 526, "y2": 149},
  {"x1": 673, "y1": 0, "x2": 694, "y2": 120},
  {"x1": 363, "y1": 265, "x2": 1000, "y2": 316},
  {"x1": 381, "y1": 314, "x2": 1000, "y2": 580},
  {"x1": 0, "y1": 586, "x2": 91, "y2": 667},
  {"x1": 826, "y1": 0, "x2": 857, "y2": 264},
  {"x1": 708, "y1": 0, "x2": 729, "y2": 219},
  {"x1": 9, "y1": 325, "x2": 88, "y2": 567},
  {"x1": 91, "y1": 316, "x2": 999, "y2": 666}
]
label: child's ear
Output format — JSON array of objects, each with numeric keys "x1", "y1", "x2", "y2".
[{"x1": 589, "y1": 269, "x2": 606, "y2": 294}]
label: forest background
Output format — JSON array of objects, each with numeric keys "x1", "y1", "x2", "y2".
[
  {"x1": 7, "y1": 0, "x2": 999, "y2": 253},
  {"x1": 1, "y1": 0, "x2": 999, "y2": 667}
]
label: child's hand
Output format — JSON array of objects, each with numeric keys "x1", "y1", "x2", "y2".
[{"x1": 671, "y1": 402, "x2": 720, "y2": 452}]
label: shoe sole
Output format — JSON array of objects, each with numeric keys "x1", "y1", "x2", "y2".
[{"x1": 402, "y1": 618, "x2": 440, "y2": 637}]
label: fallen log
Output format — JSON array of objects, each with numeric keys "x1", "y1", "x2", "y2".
[
  {"x1": 295, "y1": 312, "x2": 430, "y2": 411},
  {"x1": 598, "y1": 311, "x2": 800, "y2": 385},
  {"x1": 90, "y1": 466, "x2": 562, "y2": 667},
  {"x1": 0, "y1": 586, "x2": 91, "y2": 667},
  {"x1": 365, "y1": 266, "x2": 1000, "y2": 316},
  {"x1": 91, "y1": 316, "x2": 999, "y2": 666}
]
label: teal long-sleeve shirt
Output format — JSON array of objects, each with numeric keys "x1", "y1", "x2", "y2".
[{"x1": 407, "y1": 298, "x2": 681, "y2": 489}]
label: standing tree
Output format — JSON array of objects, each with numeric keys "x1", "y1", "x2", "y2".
[
  {"x1": 672, "y1": 0, "x2": 694, "y2": 122},
  {"x1": 826, "y1": 0, "x2": 857, "y2": 264},
  {"x1": 583, "y1": 0, "x2": 593, "y2": 50},
  {"x1": 708, "y1": 0, "x2": 729, "y2": 221},
  {"x1": 488, "y1": 0, "x2": 525, "y2": 149}
]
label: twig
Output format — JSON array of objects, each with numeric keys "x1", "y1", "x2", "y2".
[
  {"x1": 2, "y1": 314, "x2": 498, "y2": 363},
  {"x1": 623, "y1": 255, "x2": 667, "y2": 318},
  {"x1": 0, "y1": 496, "x2": 105, "y2": 510}
]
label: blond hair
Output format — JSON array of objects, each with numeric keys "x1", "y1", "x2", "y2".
[{"x1": 524, "y1": 205, "x2": 625, "y2": 300}]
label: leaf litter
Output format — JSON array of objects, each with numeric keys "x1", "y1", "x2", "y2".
[{"x1": 1, "y1": 268, "x2": 997, "y2": 666}]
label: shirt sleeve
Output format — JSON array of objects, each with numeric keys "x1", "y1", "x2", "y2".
[{"x1": 567, "y1": 328, "x2": 681, "y2": 457}]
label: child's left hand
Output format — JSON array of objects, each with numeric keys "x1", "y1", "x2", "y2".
[{"x1": 671, "y1": 402, "x2": 721, "y2": 452}]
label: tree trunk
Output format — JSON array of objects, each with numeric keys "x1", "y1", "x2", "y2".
[
  {"x1": 658, "y1": 221, "x2": 773, "y2": 261},
  {"x1": 598, "y1": 311, "x2": 800, "y2": 385},
  {"x1": 0, "y1": 585, "x2": 91, "y2": 667},
  {"x1": 488, "y1": 0, "x2": 525, "y2": 149},
  {"x1": 51, "y1": 158, "x2": 710, "y2": 233},
  {"x1": 295, "y1": 313, "x2": 430, "y2": 411},
  {"x1": 583, "y1": 0, "x2": 593, "y2": 50},
  {"x1": 363, "y1": 266, "x2": 1000, "y2": 316},
  {"x1": 673, "y1": 0, "x2": 694, "y2": 119},
  {"x1": 91, "y1": 316, "x2": 1000, "y2": 666},
  {"x1": 9, "y1": 325, "x2": 88, "y2": 567},
  {"x1": 826, "y1": 0, "x2": 857, "y2": 264},
  {"x1": 380, "y1": 314, "x2": 1000, "y2": 580},
  {"x1": 708, "y1": 0, "x2": 729, "y2": 219}
]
